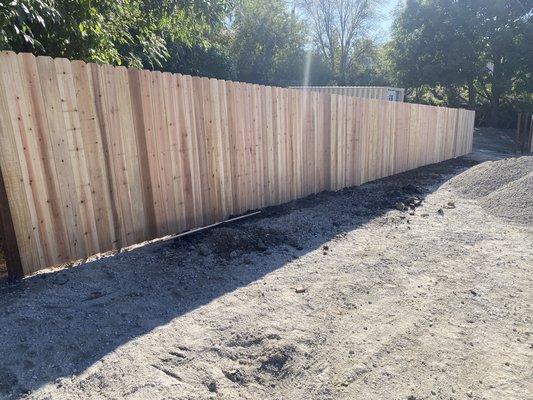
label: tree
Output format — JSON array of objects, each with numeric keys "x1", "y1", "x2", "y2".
[
  {"x1": 388, "y1": 0, "x2": 481, "y2": 107},
  {"x1": 298, "y1": 0, "x2": 380, "y2": 85},
  {"x1": 0, "y1": 0, "x2": 58, "y2": 50},
  {"x1": 389, "y1": 0, "x2": 532, "y2": 126},
  {"x1": 1, "y1": 0, "x2": 234, "y2": 70},
  {"x1": 476, "y1": 0, "x2": 533, "y2": 126},
  {"x1": 231, "y1": 0, "x2": 306, "y2": 86}
]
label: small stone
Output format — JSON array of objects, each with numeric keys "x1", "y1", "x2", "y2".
[
  {"x1": 198, "y1": 244, "x2": 210, "y2": 256},
  {"x1": 395, "y1": 202, "x2": 407, "y2": 211},
  {"x1": 223, "y1": 369, "x2": 243, "y2": 383},
  {"x1": 447, "y1": 201, "x2": 455, "y2": 207},
  {"x1": 86, "y1": 291, "x2": 104, "y2": 301},
  {"x1": 467, "y1": 392, "x2": 473, "y2": 398},
  {"x1": 406, "y1": 196, "x2": 417, "y2": 205},
  {"x1": 53, "y1": 275, "x2": 69, "y2": 285},
  {"x1": 207, "y1": 381, "x2": 217, "y2": 392},
  {"x1": 437, "y1": 208, "x2": 444, "y2": 215},
  {"x1": 295, "y1": 286, "x2": 306, "y2": 293},
  {"x1": 470, "y1": 289, "x2": 478, "y2": 296},
  {"x1": 322, "y1": 245, "x2": 329, "y2": 251},
  {"x1": 421, "y1": 213, "x2": 429, "y2": 217},
  {"x1": 402, "y1": 184, "x2": 423, "y2": 194}
]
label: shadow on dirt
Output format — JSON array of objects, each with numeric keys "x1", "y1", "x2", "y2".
[{"x1": 0, "y1": 156, "x2": 478, "y2": 398}]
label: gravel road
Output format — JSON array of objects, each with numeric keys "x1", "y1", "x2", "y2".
[{"x1": 0, "y1": 128, "x2": 531, "y2": 400}]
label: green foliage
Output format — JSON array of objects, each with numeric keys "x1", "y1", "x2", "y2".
[
  {"x1": 0, "y1": 0, "x2": 58, "y2": 50},
  {"x1": 231, "y1": 0, "x2": 306, "y2": 86},
  {"x1": 389, "y1": 0, "x2": 532, "y2": 126},
  {"x1": 0, "y1": 0, "x2": 530, "y2": 127},
  {"x1": 1, "y1": 0, "x2": 232, "y2": 69}
]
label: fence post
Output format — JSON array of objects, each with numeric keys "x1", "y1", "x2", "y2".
[
  {"x1": 0, "y1": 165, "x2": 24, "y2": 279},
  {"x1": 516, "y1": 113, "x2": 533, "y2": 154}
]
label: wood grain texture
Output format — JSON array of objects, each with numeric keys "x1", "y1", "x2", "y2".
[{"x1": 0, "y1": 52, "x2": 475, "y2": 277}]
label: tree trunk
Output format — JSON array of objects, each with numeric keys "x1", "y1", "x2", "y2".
[
  {"x1": 490, "y1": 91, "x2": 500, "y2": 127},
  {"x1": 468, "y1": 80, "x2": 476, "y2": 110},
  {"x1": 415, "y1": 87, "x2": 422, "y2": 103},
  {"x1": 447, "y1": 85, "x2": 459, "y2": 108}
]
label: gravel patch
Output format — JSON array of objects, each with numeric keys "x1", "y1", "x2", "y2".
[
  {"x1": 445, "y1": 156, "x2": 533, "y2": 199},
  {"x1": 479, "y1": 172, "x2": 533, "y2": 225},
  {"x1": 445, "y1": 155, "x2": 533, "y2": 225}
]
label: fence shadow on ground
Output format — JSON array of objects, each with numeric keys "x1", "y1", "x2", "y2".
[{"x1": 0, "y1": 156, "x2": 478, "y2": 398}]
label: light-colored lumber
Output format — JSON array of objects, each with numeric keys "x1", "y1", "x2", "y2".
[{"x1": 0, "y1": 52, "x2": 475, "y2": 276}]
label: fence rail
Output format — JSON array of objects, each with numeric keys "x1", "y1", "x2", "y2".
[{"x1": 0, "y1": 52, "x2": 475, "y2": 277}]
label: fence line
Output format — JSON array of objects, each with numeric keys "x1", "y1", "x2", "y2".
[{"x1": 0, "y1": 52, "x2": 475, "y2": 277}]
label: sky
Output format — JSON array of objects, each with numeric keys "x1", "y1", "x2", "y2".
[{"x1": 377, "y1": 0, "x2": 401, "y2": 40}]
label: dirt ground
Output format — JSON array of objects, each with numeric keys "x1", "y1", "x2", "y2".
[{"x1": 0, "y1": 128, "x2": 531, "y2": 400}]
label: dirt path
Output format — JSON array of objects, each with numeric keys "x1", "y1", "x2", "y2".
[{"x1": 1, "y1": 129, "x2": 532, "y2": 399}]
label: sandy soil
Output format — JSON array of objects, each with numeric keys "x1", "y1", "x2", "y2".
[{"x1": 0, "y1": 128, "x2": 532, "y2": 400}]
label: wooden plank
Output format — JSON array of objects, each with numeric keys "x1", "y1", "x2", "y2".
[
  {"x1": 216, "y1": 79, "x2": 233, "y2": 218},
  {"x1": 54, "y1": 57, "x2": 100, "y2": 255},
  {"x1": 36, "y1": 55, "x2": 88, "y2": 261},
  {"x1": 114, "y1": 66, "x2": 147, "y2": 242},
  {"x1": 152, "y1": 71, "x2": 178, "y2": 234},
  {"x1": 95, "y1": 64, "x2": 136, "y2": 246},
  {"x1": 192, "y1": 76, "x2": 211, "y2": 224},
  {"x1": 0, "y1": 53, "x2": 48, "y2": 273},
  {"x1": 164, "y1": 73, "x2": 186, "y2": 231},
  {"x1": 71, "y1": 59, "x2": 117, "y2": 253},
  {"x1": 225, "y1": 80, "x2": 241, "y2": 214},
  {"x1": 204, "y1": 78, "x2": 223, "y2": 222},
  {"x1": 177, "y1": 74, "x2": 200, "y2": 228},
  {"x1": 243, "y1": 84, "x2": 253, "y2": 211},
  {"x1": 252, "y1": 85, "x2": 265, "y2": 208},
  {"x1": 127, "y1": 68, "x2": 157, "y2": 237},
  {"x1": 18, "y1": 53, "x2": 66, "y2": 266}
]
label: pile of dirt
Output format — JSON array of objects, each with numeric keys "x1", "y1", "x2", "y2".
[
  {"x1": 446, "y1": 156, "x2": 533, "y2": 224},
  {"x1": 207, "y1": 226, "x2": 300, "y2": 259},
  {"x1": 479, "y1": 172, "x2": 533, "y2": 225}
]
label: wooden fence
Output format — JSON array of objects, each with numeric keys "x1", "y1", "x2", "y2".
[{"x1": 0, "y1": 52, "x2": 475, "y2": 277}]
